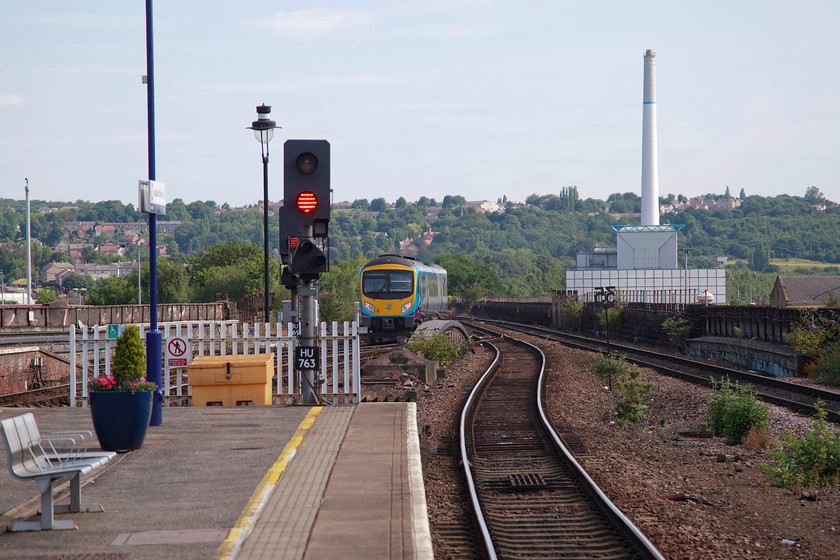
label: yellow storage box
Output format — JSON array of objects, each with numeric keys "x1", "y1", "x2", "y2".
[{"x1": 188, "y1": 354, "x2": 274, "y2": 406}]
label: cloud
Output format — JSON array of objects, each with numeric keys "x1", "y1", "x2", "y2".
[
  {"x1": 35, "y1": 14, "x2": 133, "y2": 29},
  {"x1": 0, "y1": 94, "x2": 24, "y2": 106},
  {"x1": 394, "y1": 21, "x2": 497, "y2": 41},
  {"x1": 392, "y1": 0, "x2": 495, "y2": 16},
  {"x1": 260, "y1": 8, "x2": 376, "y2": 37}
]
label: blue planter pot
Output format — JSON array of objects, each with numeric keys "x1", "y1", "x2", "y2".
[{"x1": 89, "y1": 391, "x2": 153, "y2": 452}]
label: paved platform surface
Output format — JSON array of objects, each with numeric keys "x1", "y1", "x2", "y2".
[{"x1": 0, "y1": 403, "x2": 432, "y2": 560}]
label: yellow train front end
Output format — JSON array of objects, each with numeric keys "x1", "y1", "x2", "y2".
[{"x1": 359, "y1": 258, "x2": 418, "y2": 343}]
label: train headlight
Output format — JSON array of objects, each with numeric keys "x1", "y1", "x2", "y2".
[
  {"x1": 363, "y1": 301, "x2": 374, "y2": 313},
  {"x1": 401, "y1": 301, "x2": 413, "y2": 314}
]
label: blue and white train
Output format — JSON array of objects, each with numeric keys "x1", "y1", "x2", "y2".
[{"x1": 359, "y1": 254, "x2": 447, "y2": 342}]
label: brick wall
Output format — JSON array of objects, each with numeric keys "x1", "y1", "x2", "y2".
[{"x1": 0, "y1": 348, "x2": 70, "y2": 394}]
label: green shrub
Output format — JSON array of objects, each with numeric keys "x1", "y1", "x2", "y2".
[
  {"x1": 661, "y1": 315, "x2": 692, "y2": 351},
  {"x1": 614, "y1": 369, "x2": 653, "y2": 425},
  {"x1": 587, "y1": 353, "x2": 637, "y2": 384},
  {"x1": 762, "y1": 403, "x2": 840, "y2": 488},
  {"x1": 36, "y1": 288, "x2": 59, "y2": 304},
  {"x1": 706, "y1": 378, "x2": 769, "y2": 445},
  {"x1": 559, "y1": 300, "x2": 583, "y2": 330},
  {"x1": 406, "y1": 333, "x2": 460, "y2": 367},
  {"x1": 785, "y1": 312, "x2": 840, "y2": 359},
  {"x1": 112, "y1": 325, "x2": 147, "y2": 384},
  {"x1": 596, "y1": 304, "x2": 623, "y2": 331},
  {"x1": 807, "y1": 342, "x2": 840, "y2": 385}
]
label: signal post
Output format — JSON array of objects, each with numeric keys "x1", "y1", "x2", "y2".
[{"x1": 283, "y1": 140, "x2": 330, "y2": 405}]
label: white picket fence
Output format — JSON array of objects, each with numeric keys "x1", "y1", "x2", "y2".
[{"x1": 69, "y1": 320, "x2": 361, "y2": 407}]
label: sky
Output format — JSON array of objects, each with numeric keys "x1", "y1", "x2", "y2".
[{"x1": 1, "y1": 1, "x2": 839, "y2": 208}]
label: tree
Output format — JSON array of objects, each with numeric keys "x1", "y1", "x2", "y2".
[
  {"x1": 739, "y1": 187, "x2": 746, "y2": 200},
  {"x1": 369, "y1": 198, "x2": 388, "y2": 212},
  {"x1": 154, "y1": 259, "x2": 188, "y2": 303},
  {"x1": 395, "y1": 197, "x2": 407, "y2": 209},
  {"x1": 804, "y1": 186, "x2": 826, "y2": 206},
  {"x1": 61, "y1": 273, "x2": 91, "y2": 291},
  {"x1": 36, "y1": 288, "x2": 58, "y2": 304},
  {"x1": 351, "y1": 199, "x2": 370, "y2": 210},
  {"x1": 749, "y1": 242, "x2": 772, "y2": 273},
  {"x1": 319, "y1": 255, "x2": 366, "y2": 323},
  {"x1": 435, "y1": 254, "x2": 503, "y2": 298},
  {"x1": 190, "y1": 265, "x2": 252, "y2": 302},
  {"x1": 86, "y1": 276, "x2": 134, "y2": 305},
  {"x1": 81, "y1": 245, "x2": 98, "y2": 263},
  {"x1": 442, "y1": 195, "x2": 467, "y2": 208}
]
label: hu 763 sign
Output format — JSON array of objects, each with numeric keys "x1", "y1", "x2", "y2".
[{"x1": 295, "y1": 346, "x2": 319, "y2": 370}]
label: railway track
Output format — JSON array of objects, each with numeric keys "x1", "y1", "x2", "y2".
[
  {"x1": 454, "y1": 326, "x2": 664, "y2": 560},
  {"x1": 472, "y1": 318, "x2": 840, "y2": 423}
]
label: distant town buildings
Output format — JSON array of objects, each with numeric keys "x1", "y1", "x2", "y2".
[{"x1": 42, "y1": 261, "x2": 138, "y2": 285}]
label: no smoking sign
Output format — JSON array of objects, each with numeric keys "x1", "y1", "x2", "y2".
[{"x1": 166, "y1": 337, "x2": 190, "y2": 367}]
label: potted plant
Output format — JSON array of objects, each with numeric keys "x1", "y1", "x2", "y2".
[{"x1": 89, "y1": 325, "x2": 157, "y2": 452}]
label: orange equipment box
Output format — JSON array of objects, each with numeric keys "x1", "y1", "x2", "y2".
[{"x1": 188, "y1": 354, "x2": 274, "y2": 406}]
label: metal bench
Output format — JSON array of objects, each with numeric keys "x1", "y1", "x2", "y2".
[{"x1": 1, "y1": 412, "x2": 116, "y2": 531}]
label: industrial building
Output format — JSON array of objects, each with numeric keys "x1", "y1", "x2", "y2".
[{"x1": 566, "y1": 50, "x2": 726, "y2": 306}]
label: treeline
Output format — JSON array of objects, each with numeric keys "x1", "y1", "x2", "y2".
[{"x1": 0, "y1": 188, "x2": 837, "y2": 318}]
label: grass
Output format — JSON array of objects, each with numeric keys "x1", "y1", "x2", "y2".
[
  {"x1": 724, "y1": 258, "x2": 838, "y2": 270},
  {"x1": 771, "y1": 258, "x2": 840, "y2": 270}
]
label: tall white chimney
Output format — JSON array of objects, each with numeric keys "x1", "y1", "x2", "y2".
[{"x1": 641, "y1": 49, "x2": 659, "y2": 226}]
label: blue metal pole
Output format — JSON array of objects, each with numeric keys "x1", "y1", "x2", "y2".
[{"x1": 146, "y1": 0, "x2": 162, "y2": 426}]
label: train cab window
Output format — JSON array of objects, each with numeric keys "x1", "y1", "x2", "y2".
[{"x1": 362, "y1": 270, "x2": 414, "y2": 299}]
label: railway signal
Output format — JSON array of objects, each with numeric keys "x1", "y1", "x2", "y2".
[
  {"x1": 283, "y1": 140, "x2": 330, "y2": 237},
  {"x1": 291, "y1": 239, "x2": 328, "y2": 276},
  {"x1": 282, "y1": 139, "x2": 331, "y2": 407}
]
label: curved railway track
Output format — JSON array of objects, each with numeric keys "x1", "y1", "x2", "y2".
[
  {"x1": 457, "y1": 326, "x2": 664, "y2": 560},
  {"x1": 472, "y1": 318, "x2": 840, "y2": 423}
]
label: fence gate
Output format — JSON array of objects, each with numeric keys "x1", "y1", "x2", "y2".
[{"x1": 70, "y1": 320, "x2": 361, "y2": 407}]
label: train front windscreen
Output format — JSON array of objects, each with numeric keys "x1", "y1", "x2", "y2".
[{"x1": 362, "y1": 270, "x2": 414, "y2": 300}]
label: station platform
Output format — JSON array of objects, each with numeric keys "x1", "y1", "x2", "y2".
[{"x1": 0, "y1": 402, "x2": 433, "y2": 560}]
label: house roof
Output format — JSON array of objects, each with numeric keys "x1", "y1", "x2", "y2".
[{"x1": 775, "y1": 276, "x2": 840, "y2": 306}]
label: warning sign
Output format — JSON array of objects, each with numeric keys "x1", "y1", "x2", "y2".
[{"x1": 166, "y1": 337, "x2": 190, "y2": 367}]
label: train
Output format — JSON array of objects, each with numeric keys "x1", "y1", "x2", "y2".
[{"x1": 359, "y1": 254, "x2": 448, "y2": 343}]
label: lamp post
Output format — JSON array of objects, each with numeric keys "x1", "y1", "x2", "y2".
[{"x1": 247, "y1": 104, "x2": 279, "y2": 325}]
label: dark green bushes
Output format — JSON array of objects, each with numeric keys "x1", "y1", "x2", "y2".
[{"x1": 706, "y1": 379, "x2": 769, "y2": 445}]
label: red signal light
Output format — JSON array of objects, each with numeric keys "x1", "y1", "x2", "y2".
[
  {"x1": 289, "y1": 237, "x2": 299, "y2": 249},
  {"x1": 296, "y1": 191, "x2": 318, "y2": 214}
]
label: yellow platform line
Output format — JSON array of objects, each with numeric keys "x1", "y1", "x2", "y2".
[{"x1": 217, "y1": 407, "x2": 323, "y2": 560}]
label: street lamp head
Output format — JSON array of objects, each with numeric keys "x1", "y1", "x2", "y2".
[{"x1": 248, "y1": 104, "x2": 279, "y2": 145}]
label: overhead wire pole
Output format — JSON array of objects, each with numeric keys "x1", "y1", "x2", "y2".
[{"x1": 145, "y1": 0, "x2": 162, "y2": 426}]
